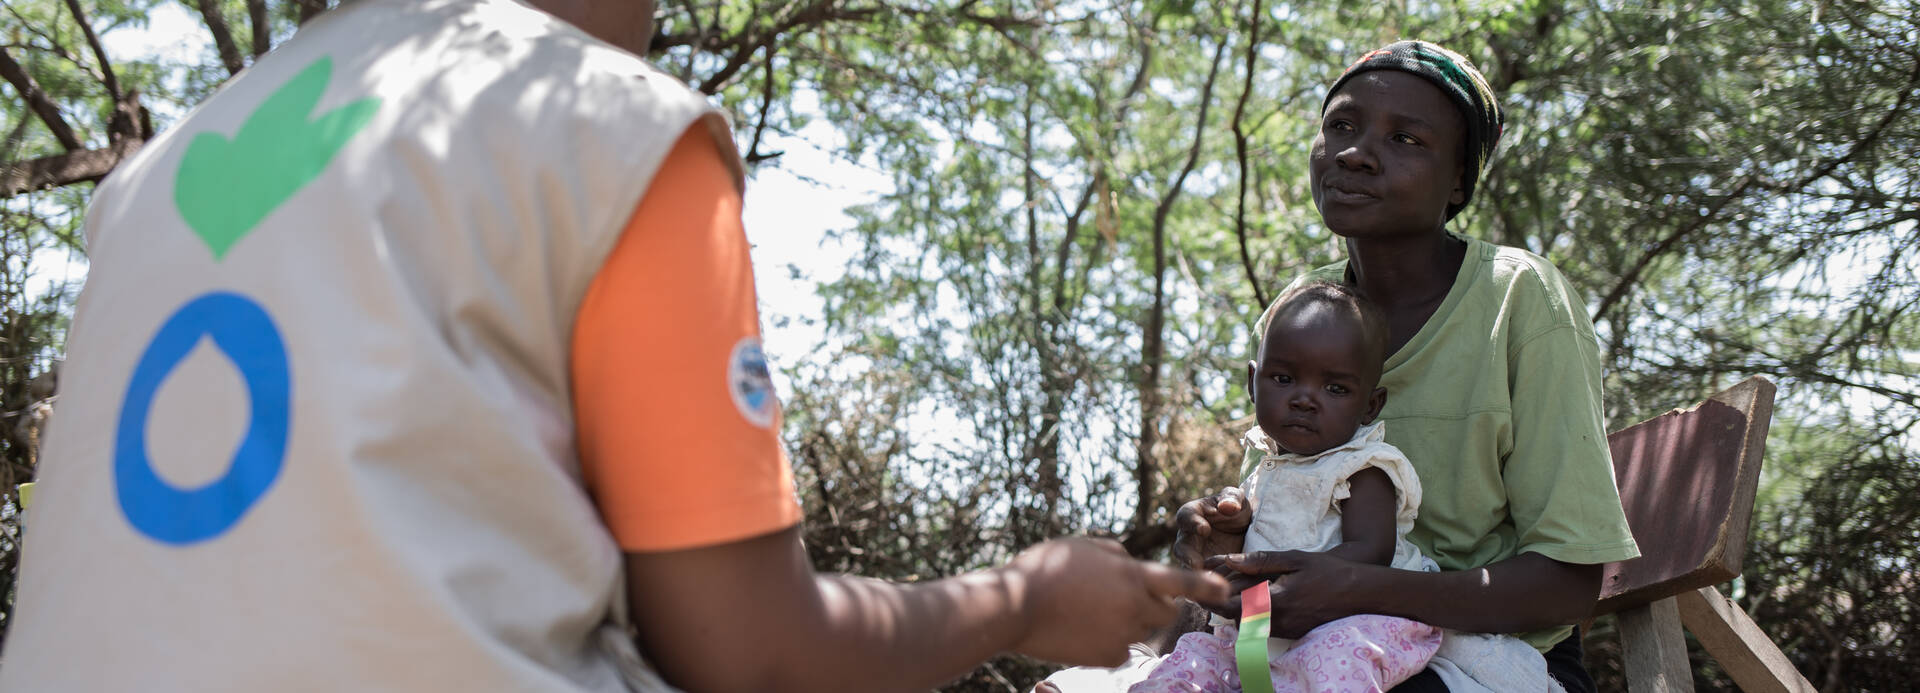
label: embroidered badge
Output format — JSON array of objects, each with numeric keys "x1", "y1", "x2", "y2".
[{"x1": 728, "y1": 337, "x2": 776, "y2": 428}]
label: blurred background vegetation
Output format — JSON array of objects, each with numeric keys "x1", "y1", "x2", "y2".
[{"x1": 2, "y1": 0, "x2": 1914, "y2": 689}]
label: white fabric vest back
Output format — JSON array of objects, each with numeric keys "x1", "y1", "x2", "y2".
[{"x1": 1, "y1": 1, "x2": 736, "y2": 689}]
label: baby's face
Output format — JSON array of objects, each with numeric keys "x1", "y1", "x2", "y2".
[{"x1": 1249, "y1": 302, "x2": 1385, "y2": 456}]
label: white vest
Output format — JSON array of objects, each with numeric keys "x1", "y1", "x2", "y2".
[{"x1": 1, "y1": 1, "x2": 737, "y2": 689}]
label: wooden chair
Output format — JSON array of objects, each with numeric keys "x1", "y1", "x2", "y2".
[{"x1": 1591, "y1": 376, "x2": 1814, "y2": 692}]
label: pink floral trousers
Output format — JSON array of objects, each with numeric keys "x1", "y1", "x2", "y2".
[{"x1": 1128, "y1": 615, "x2": 1441, "y2": 693}]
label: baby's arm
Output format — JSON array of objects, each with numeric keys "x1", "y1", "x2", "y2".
[{"x1": 1324, "y1": 466, "x2": 1397, "y2": 566}]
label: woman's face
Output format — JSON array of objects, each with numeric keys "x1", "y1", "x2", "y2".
[{"x1": 1309, "y1": 71, "x2": 1467, "y2": 240}]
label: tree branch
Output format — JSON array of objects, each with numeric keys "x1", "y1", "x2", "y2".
[
  {"x1": 1230, "y1": 0, "x2": 1267, "y2": 310},
  {"x1": 296, "y1": 0, "x2": 328, "y2": 25},
  {"x1": 194, "y1": 0, "x2": 250, "y2": 76},
  {"x1": 685, "y1": 2, "x2": 1043, "y2": 95},
  {"x1": 1787, "y1": 51, "x2": 1920, "y2": 193},
  {"x1": 697, "y1": 2, "x2": 882, "y2": 94},
  {"x1": 5, "y1": 5, "x2": 84, "y2": 68},
  {"x1": 1135, "y1": 36, "x2": 1228, "y2": 532},
  {"x1": 1048, "y1": 16, "x2": 1156, "y2": 320},
  {"x1": 2, "y1": 115, "x2": 32, "y2": 157},
  {"x1": 0, "y1": 46, "x2": 84, "y2": 152},
  {"x1": 742, "y1": 41, "x2": 782, "y2": 164},
  {"x1": 249, "y1": 0, "x2": 272, "y2": 56},
  {"x1": 62, "y1": 0, "x2": 121, "y2": 100},
  {"x1": 655, "y1": 3, "x2": 1041, "y2": 55},
  {"x1": 1589, "y1": 176, "x2": 1756, "y2": 324},
  {"x1": 1592, "y1": 50, "x2": 1920, "y2": 325},
  {"x1": 1052, "y1": 177, "x2": 1096, "y2": 315},
  {"x1": 1, "y1": 138, "x2": 142, "y2": 197}
]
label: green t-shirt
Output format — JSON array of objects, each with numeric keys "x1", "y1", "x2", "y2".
[{"x1": 1244, "y1": 235, "x2": 1640, "y2": 650}]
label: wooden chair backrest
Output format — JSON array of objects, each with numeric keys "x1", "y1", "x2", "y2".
[{"x1": 1593, "y1": 376, "x2": 1776, "y2": 616}]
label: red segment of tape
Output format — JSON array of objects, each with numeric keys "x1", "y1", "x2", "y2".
[{"x1": 1241, "y1": 581, "x2": 1271, "y2": 617}]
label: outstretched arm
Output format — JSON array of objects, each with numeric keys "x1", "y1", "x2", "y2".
[
  {"x1": 1209, "y1": 549, "x2": 1600, "y2": 638},
  {"x1": 625, "y1": 528, "x2": 1228, "y2": 693},
  {"x1": 578, "y1": 126, "x2": 1226, "y2": 689}
]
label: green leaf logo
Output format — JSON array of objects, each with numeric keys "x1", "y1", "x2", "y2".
[{"x1": 174, "y1": 56, "x2": 379, "y2": 260}]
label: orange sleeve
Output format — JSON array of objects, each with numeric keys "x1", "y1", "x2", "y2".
[{"x1": 571, "y1": 124, "x2": 801, "y2": 553}]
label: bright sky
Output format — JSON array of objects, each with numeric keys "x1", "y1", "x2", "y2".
[
  {"x1": 736, "y1": 122, "x2": 887, "y2": 374},
  {"x1": 96, "y1": 3, "x2": 882, "y2": 382}
]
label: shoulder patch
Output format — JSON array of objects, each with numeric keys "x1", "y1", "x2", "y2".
[{"x1": 727, "y1": 337, "x2": 777, "y2": 428}]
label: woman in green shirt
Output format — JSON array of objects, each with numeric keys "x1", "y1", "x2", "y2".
[{"x1": 1174, "y1": 40, "x2": 1639, "y2": 692}]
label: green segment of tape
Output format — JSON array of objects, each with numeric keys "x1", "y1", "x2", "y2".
[{"x1": 1235, "y1": 581, "x2": 1275, "y2": 693}]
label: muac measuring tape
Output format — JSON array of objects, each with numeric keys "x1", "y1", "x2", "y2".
[{"x1": 1235, "y1": 580, "x2": 1276, "y2": 693}]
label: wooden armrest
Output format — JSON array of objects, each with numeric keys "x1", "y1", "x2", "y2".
[{"x1": 1676, "y1": 586, "x2": 1815, "y2": 693}]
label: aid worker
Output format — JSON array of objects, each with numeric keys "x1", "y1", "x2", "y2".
[{"x1": 0, "y1": 1, "x2": 1226, "y2": 690}]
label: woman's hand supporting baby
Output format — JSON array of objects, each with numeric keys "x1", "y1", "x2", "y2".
[
  {"x1": 1175, "y1": 478, "x2": 1600, "y2": 640},
  {"x1": 1205, "y1": 551, "x2": 1371, "y2": 638},
  {"x1": 1198, "y1": 545, "x2": 1604, "y2": 640}
]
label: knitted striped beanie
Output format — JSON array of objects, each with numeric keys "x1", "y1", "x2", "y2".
[{"x1": 1324, "y1": 40, "x2": 1505, "y2": 221}]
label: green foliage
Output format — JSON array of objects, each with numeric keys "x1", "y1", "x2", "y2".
[
  {"x1": 2, "y1": 0, "x2": 1915, "y2": 688},
  {"x1": 775, "y1": 0, "x2": 1920, "y2": 688},
  {"x1": 1736, "y1": 412, "x2": 1919, "y2": 688}
]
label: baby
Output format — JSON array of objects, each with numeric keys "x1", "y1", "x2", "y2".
[{"x1": 1129, "y1": 281, "x2": 1441, "y2": 692}]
